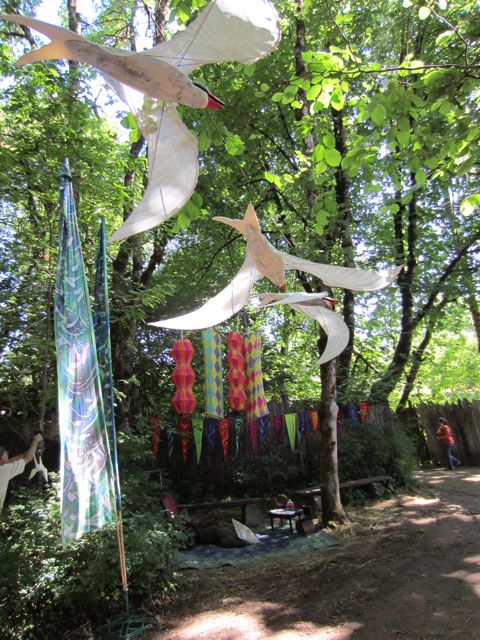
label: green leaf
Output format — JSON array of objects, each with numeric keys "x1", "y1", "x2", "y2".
[
  {"x1": 198, "y1": 130, "x2": 211, "y2": 152},
  {"x1": 371, "y1": 104, "x2": 387, "y2": 125},
  {"x1": 460, "y1": 193, "x2": 480, "y2": 216},
  {"x1": 323, "y1": 133, "x2": 335, "y2": 148},
  {"x1": 330, "y1": 90, "x2": 345, "y2": 111},
  {"x1": 436, "y1": 30, "x2": 454, "y2": 45},
  {"x1": 418, "y1": 6, "x2": 431, "y2": 20},
  {"x1": 271, "y1": 92, "x2": 284, "y2": 102},
  {"x1": 225, "y1": 134, "x2": 245, "y2": 156},
  {"x1": 397, "y1": 129, "x2": 410, "y2": 148},
  {"x1": 306, "y1": 85, "x2": 322, "y2": 101},
  {"x1": 415, "y1": 167, "x2": 427, "y2": 186},
  {"x1": 402, "y1": 0, "x2": 413, "y2": 6},
  {"x1": 313, "y1": 144, "x2": 325, "y2": 162},
  {"x1": 324, "y1": 148, "x2": 342, "y2": 167}
]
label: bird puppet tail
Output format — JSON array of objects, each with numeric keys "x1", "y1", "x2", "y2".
[{"x1": 0, "y1": 14, "x2": 85, "y2": 66}]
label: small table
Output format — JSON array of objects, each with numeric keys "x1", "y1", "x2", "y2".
[{"x1": 268, "y1": 508, "x2": 304, "y2": 534}]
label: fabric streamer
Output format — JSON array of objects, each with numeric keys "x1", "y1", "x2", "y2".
[
  {"x1": 54, "y1": 160, "x2": 116, "y2": 546},
  {"x1": 244, "y1": 332, "x2": 269, "y2": 422},
  {"x1": 259, "y1": 415, "x2": 270, "y2": 444},
  {"x1": 149, "y1": 416, "x2": 161, "y2": 458},
  {"x1": 218, "y1": 418, "x2": 230, "y2": 462},
  {"x1": 93, "y1": 216, "x2": 122, "y2": 509},
  {"x1": 191, "y1": 416, "x2": 204, "y2": 463},
  {"x1": 226, "y1": 331, "x2": 248, "y2": 411},
  {"x1": 285, "y1": 413, "x2": 297, "y2": 451},
  {"x1": 202, "y1": 328, "x2": 224, "y2": 418},
  {"x1": 298, "y1": 411, "x2": 308, "y2": 438},
  {"x1": 346, "y1": 405, "x2": 360, "y2": 428},
  {"x1": 232, "y1": 415, "x2": 244, "y2": 455},
  {"x1": 171, "y1": 338, "x2": 196, "y2": 415},
  {"x1": 205, "y1": 417, "x2": 217, "y2": 458},
  {"x1": 309, "y1": 410, "x2": 319, "y2": 433},
  {"x1": 272, "y1": 415, "x2": 284, "y2": 442},
  {"x1": 248, "y1": 420, "x2": 258, "y2": 457},
  {"x1": 178, "y1": 416, "x2": 192, "y2": 465},
  {"x1": 359, "y1": 401, "x2": 369, "y2": 423}
]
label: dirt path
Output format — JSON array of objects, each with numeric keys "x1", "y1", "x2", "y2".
[{"x1": 147, "y1": 468, "x2": 480, "y2": 640}]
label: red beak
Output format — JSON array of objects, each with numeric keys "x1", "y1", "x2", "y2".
[
  {"x1": 279, "y1": 283, "x2": 287, "y2": 292},
  {"x1": 207, "y1": 93, "x2": 225, "y2": 110}
]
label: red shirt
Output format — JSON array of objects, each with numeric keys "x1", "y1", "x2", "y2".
[{"x1": 437, "y1": 424, "x2": 454, "y2": 445}]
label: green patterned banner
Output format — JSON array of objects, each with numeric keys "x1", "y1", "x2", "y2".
[{"x1": 54, "y1": 160, "x2": 116, "y2": 546}]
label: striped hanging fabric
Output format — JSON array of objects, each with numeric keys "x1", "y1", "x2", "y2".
[
  {"x1": 226, "y1": 331, "x2": 247, "y2": 411},
  {"x1": 55, "y1": 159, "x2": 116, "y2": 546},
  {"x1": 244, "y1": 332, "x2": 269, "y2": 422},
  {"x1": 202, "y1": 328, "x2": 224, "y2": 418},
  {"x1": 171, "y1": 339, "x2": 196, "y2": 415}
]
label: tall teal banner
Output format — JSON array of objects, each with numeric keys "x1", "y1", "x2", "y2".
[{"x1": 54, "y1": 159, "x2": 116, "y2": 546}]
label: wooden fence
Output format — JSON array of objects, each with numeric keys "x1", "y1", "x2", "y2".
[{"x1": 413, "y1": 399, "x2": 480, "y2": 466}]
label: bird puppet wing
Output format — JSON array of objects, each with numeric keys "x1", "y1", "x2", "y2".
[
  {"x1": 150, "y1": 249, "x2": 262, "y2": 331},
  {"x1": 144, "y1": 0, "x2": 281, "y2": 74},
  {"x1": 109, "y1": 104, "x2": 198, "y2": 242},
  {"x1": 257, "y1": 292, "x2": 350, "y2": 365},
  {"x1": 279, "y1": 250, "x2": 402, "y2": 292}
]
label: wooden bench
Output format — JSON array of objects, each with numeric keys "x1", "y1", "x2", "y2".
[
  {"x1": 177, "y1": 497, "x2": 266, "y2": 525},
  {"x1": 293, "y1": 475, "x2": 393, "y2": 517}
]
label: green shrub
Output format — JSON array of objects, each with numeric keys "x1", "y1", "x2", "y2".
[
  {"x1": 0, "y1": 473, "x2": 185, "y2": 640},
  {"x1": 338, "y1": 420, "x2": 417, "y2": 487}
]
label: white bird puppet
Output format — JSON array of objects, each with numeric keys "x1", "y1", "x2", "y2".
[
  {"x1": 151, "y1": 203, "x2": 402, "y2": 363},
  {"x1": 0, "y1": 0, "x2": 281, "y2": 241},
  {"x1": 255, "y1": 292, "x2": 350, "y2": 365},
  {"x1": 29, "y1": 454, "x2": 49, "y2": 483}
]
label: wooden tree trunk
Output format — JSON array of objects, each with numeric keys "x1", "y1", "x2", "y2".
[{"x1": 318, "y1": 357, "x2": 349, "y2": 525}]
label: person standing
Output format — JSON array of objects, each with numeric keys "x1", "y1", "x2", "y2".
[
  {"x1": 436, "y1": 417, "x2": 461, "y2": 470},
  {"x1": 0, "y1": 433, "x2": 44, "y2": 513}
]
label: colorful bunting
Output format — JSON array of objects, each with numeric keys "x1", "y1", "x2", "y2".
[
  {"x1": 285, "y1": 413, "x2": 297, "y2": 451},
  {"x1": 309, "y1": 410, "x2": 319, "y2": 433},
  {"x1": 272, "y1": 415, "x2": 284, "y2": 442},
  {"x1": 248, "y1": 420, "x2": 258, "y2": 457},
  {"x1": 218, "y1": 418, "x2": 230, "y2": 462},
  {"x1": 192, "y1": 416, "x2": 204, "y2": 463},
  {"x1": 359, "y1": 401, "x2": 369, "y2": 423},
  {"x1": 298, "y1": 411, "x2": 308, "y2": 438},
  {"x1": 202, "y1": 328, "x2": 224, "y2": 418},
  {"x1": 205, "y1": 417, "x2": 217, "y2": 457},
  {"x1": 149, "y1": 416, "x2": 161, "y2": 458},
  {"x1": 232, "y1": 415, "x2": 244, "y2": 455},
  {"x1": 178, "y1": 416, "x2": 192, "y2": 465},
  {"x1": 259, "y1": 415, "x2": 270, "y2": 444}
]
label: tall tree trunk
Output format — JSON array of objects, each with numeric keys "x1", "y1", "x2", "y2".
[
  {"x1": 109, "y1": 0, "x2": 170, "y2": 430},
  {"x1": 294, "y1": 0, "x2": 348, "y2": 524}
]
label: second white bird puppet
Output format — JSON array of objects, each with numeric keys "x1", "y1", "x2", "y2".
[
  {"x1": 0, "y1": 0, "x2": 281, "y2": 240},
  {"x1": 151, "y1": 204, "x2": 402, "y2": 364}
]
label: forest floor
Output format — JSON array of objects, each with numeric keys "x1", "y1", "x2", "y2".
[{"x1": 145, "y1": 467, "x2": 480, "y2": 640}]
